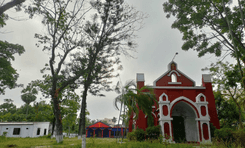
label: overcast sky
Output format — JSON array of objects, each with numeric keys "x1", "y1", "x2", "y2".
[{"x1": 0, "y1": 0, "x2": 236, "y2": 121}]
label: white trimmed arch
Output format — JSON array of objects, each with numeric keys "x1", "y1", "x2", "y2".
[
  {"x1": 170, "y1": 96, "x2": 199, "y2": 118},
  {"x1": 196, "y1": 93, "x2": 206, "y2": 102},
  {"x1": 167, "y1": 70, "x2": 181, "y2": 76},
  {"x1": 159, "y1": 93, "x2": 169, "y2": 102}
]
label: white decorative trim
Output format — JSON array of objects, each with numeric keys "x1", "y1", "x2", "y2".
[
  {"x1": 145, "y1": 112, "x2": 157, "y2": 118},
  {"x1": 152, "y1": 86, "x2": 206, "y2": 89},
  {"x1": 200, "y1": 121, "x2": 211, "y2": 143},
  {"x1": 168, "y1": 82, "x2": 182, "y2": 84},
  {"x1": 152, "y1": 106, "x2": 155, "y2": 108},
  {"x1": 169, "y1": 96, "x2": 199, "y2": 118},
  {"x1": 196, "y1": 120, "x2": 200, "y2": 142},
  {"x1": 196, "y1": 93, "x2": 210, "y2": 119},
  {"x1": 196, "y1": 93, "x2": 206, "y2": 102},
  {"x1": 195, "y1": 118, "x2": 210, "y2": 121},
  {"x1": 159, "y1": 93, "x2": 169, "y2": 102},
  {"x1": 167, "y1": 70, "x2": 181, "y2": 76},
  {"x1": 153, "y1": 61, "x2": 196, "y2": 86},
  {"x1": 159, "y1": 117, "x2": 173, "y2": 121}
]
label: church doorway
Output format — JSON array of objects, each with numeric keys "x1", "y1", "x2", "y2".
[
  {"x1": 171, "y1": 101, "x2": 198, "y2": 142},
  {"x1": 172, "y1": 116, "x2": 186, "y2": 143}
]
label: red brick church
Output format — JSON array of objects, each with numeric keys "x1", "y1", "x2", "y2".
[{"x1": 129, "y1": 61, "x2": 220, "y2": 143}]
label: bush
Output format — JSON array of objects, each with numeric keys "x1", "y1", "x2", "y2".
[
  {"x1": 214, "y1": 128, "x2": 235, "y2": 143},
  {"x1": 210, "y1": 123, "x2": 217, "y2": 138},
  {"x1": 146, "y1": 125, "x2": 160, "y2": 139},
  {"x1": 135, "y1": 128, "x2": 145, "y2": 142},
  {"x1": 232, "y1": 129, "x2": 245, "y2": 147},
  {"x1": 127, "y1": 130, "x2": 136, "y2": 141}
]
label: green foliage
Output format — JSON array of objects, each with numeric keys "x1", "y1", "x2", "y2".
[
  {"x1": 232, "y1": 129, "x2": 245, "y2": 147},
  {"x1": 214, "y1": 128, "x2": 235, "y2": 144},
  {"x1": 135, "y1": 128, "x2": 145, "y2": 142},
  {"x1": 213, "y1": 91, "x2": 241, "y2": 128},
  {"x1": 163, "y1": 0, "x2": 244, "y2": 59},
  {"x1": 210, "y1": 123, "x2": 217, "y2": 138},
  {"x1": 146, "y1": 125, "x2": 161, "y2": 140},
  {"x1": 114, "y1": 80, "x2": 157, "y2": 131},
  {"x1": 0, "y1": 40, "x2": 25, "y2": 94},
  {"x1": 203, "y1": 61, "x2": 245, "y2": 129},
  {"x1": 127, "y1": 130, "x2": 137, "y2": 141},
  {"x1": 0, "y1": 100, "x2": 54, "y2": 122}
]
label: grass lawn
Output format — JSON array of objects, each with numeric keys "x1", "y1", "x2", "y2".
[{"x1": 0, "y1": 136, "x2": 196, "y2": 148}]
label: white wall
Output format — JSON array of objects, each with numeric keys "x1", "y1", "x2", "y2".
[{"x1": 0, "y1": 122, "x2": 49, "y2": 138}]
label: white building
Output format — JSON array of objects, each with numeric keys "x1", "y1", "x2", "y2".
[{"x1": 0, "y1": 122, "x2": 49, "y2": 138}]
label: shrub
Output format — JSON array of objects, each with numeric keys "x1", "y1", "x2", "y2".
[
  {"x1": 214, "y1": 128, "x2": 235, "y2": 144},
  {"x1": 127, "y1": 130, "x2": 136, "y2": 141},
  {"x1": 3, "y1": 132, "x2": 7, "y2": 137},
  {"x1": 210, "y1": 123, "x2": 217, "y2": 138},
  {"x1": 232, "y1": 129, "x2": 245, "y2": 147},
  {"x1": 146, "y1": 125, "x2": 160, "y2": 139},
  {"x1": 135, "y1": 128, "x2": 145, "y2": 142}
]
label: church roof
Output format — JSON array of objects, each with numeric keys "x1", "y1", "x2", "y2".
[{"x1": 153, "y1": 61, "x2": 196, "y2": 86}]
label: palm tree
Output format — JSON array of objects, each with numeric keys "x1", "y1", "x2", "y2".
[{"x1": 114, "y1": 80, "x2": 157, "y2": 142}]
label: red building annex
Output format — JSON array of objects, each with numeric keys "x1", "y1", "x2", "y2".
[
  {"x1": 86, "y1": 121, "x2": 127, "y2": 138},
  {"x1": 129, "y1": 61, "x2": 220, "y2": 143}
]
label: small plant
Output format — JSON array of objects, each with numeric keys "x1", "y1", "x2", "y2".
[
  {"x1": 146, "y1": 125, "x2": 161, "y2": 140},
  {"x1": 3, "y1": 132, "x2": 7, "y2": 137},
  {"x1": 135, "y1": 128, "x2": 145, "y2": 142},
  {"x1": 162, "y1": 134, "x2": 171, "y2": 147},
  {"x1": 127, "y1": 130, "x2": 136, "y2": 141},
  {"x1": 158, "y1": 134, "x2": 163, "y2": 144}
]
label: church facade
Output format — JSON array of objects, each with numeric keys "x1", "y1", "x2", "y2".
[{"x1": 128, "y1": 61, "x2": 220, "y2": 143}]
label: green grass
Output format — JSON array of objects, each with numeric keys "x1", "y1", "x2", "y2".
[
  {"x1": 0, "y1": 136, "x2": 195, "y2": 148},
  {"x1": 3, "y1": 136, "x2": 243, "y2": 148}
]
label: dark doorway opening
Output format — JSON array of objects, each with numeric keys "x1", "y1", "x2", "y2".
[{"x1": 172, "y1": 116, "x2": 186, "y2": 143}]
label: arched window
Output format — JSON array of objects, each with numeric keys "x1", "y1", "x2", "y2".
[{"x1": 171, "y1": 73, "x2": 177, "y2": 82}]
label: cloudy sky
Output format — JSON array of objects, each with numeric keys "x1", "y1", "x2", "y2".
[{"x1": 0, "y1": 0, "x2": 236, "y2": 122}]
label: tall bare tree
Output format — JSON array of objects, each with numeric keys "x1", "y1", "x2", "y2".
[
  {"x1": 75, "y1": 0, "x2": 146, "y2": 147},
  {"x1": 26, "y1": 0, "x2": 91, "y2": 143}
]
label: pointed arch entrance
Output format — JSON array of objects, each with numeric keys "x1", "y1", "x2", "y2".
[{"x1": 170, "y1": 99, "x2": 199, "y2": 142}]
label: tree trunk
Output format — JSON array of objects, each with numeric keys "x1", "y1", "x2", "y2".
[
  {"x1": 116, "y1": 101, "x2": 123, "y2": 142},
  {"x1": 0, "y1": 0, "x2": 25, "y2": 15},
  {"x1": 82, "y1": 134, "x2": 86, "y2": 148},
  {"x1": 51, "y1": 117, "x2": 55, "y2": 136},
  {"x1": 26, "y1": 105, "x2": 29, "y2": 119},
  {"x1": 53, "y1": 95, "x2": 63, "y2": 143},
  {"x1": 80, "y1": 86, "x2": 88, "y2": 148},
  {"x1": 121, "y1": 103, "x2": 126, "y2": 142},
  {"x1": 68, "y1": 125, "x2": 70, "y2": 138}
]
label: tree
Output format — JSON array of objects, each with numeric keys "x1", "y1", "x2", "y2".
[
  {"x1": 75, "y1": 0, "x2": 146, "y2": 147},
  {"x1": 114, "y1": 80, "x2": 157, "y2": 141},
  {"x1": 112, "y1": 117, "x2": 117, "y2": 124},
  {"x1": 163, "y1": 0, "x2": 245, "y2": 90},
  {"x1": 26, "y1": 0, "x2": 92, "y2": 143},
  {"x1": 213, "y1": 90, "x2": 243, "y2": 128},
  {"x1": 203, "y1": 61, "x2": 245, "y2": 129},
  {"x1": 0, "y1": 99, "x2": 16, "y2": 115},
  {"x1": 61, "y1": 91, "x2": 80, "y2": 137},
  {"x1": 0, "y1": 0, "x2": 25, "y2": 16},
  {"x1": 0, "y1": 40, "x2": 25, "y2": 94}
]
